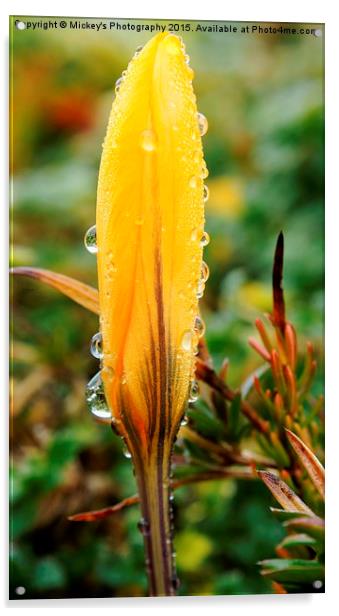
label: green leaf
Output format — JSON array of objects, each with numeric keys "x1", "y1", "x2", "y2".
[
  {"x1": 259, "y1": 558, "x2": 324, "y2": 583},
  {"x1": 269, "y1": 507, "x2": 311, "y2": 521},
  {"x1": 284, "y1": 516, "x2": 325, "y2": 542},
  {"x1": 279, "y1": 533, "x2": 316, "y2": 549}
]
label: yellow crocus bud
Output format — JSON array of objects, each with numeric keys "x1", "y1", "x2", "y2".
[{"x1": 96, "y1": 33, "x2": 209, "y2": 596}]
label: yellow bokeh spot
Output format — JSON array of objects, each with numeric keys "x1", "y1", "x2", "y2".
[
  {"x1": 237, "y1": 281, "x2": 272, "y2": 312},
  {"x1": 207, "y1": 176, "x2": 244, "y2": 219},
  {"x1": 175, "y1": 530, "x2": 213, "y2": 572}
]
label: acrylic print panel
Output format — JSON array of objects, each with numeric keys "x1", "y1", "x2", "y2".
[{"x1": 10, "y1": 16, "x2": 324, "y2": 599}]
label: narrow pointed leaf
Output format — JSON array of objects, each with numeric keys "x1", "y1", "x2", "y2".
[
  {"x1": 258, "y1": 470, "x2": 314, "y2": 515},
  {"x1": 286, "y1": 429, "x2": 325, "y2": 499},
  {"x1": 284, "y1": 516, "x2": 325, "y2": 542},
  {"x1": 269, "y1": 507, "x2": 312, "y2": 522},
  {"x1": 272, "y1": 231, "x2": 285, "y2": 332},
  {"x1": 11, "y1": 267, "x2": 99, "y2": 314},
  {"x1": 279, "y1": 533, "x2": 317, "y2": 549},
  {"x1": 259, "y1": 558, "x2": 324, "y2": 584}
]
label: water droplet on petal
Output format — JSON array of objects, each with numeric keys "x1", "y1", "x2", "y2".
[
  {"x1": 134, "y1": 45, "x2": 144, "y2": 55},
  {"x1": 115, "y1": 77, "x2": 123, "y2": 94},
  {"x1": 140, "y1": 129, "x2": 157, "y2": 152},
  {"x1": 189, "y1": 176, "x2": 198, "y2": 189},
  {"x1": 196, "y1": 283, "x2": 205, "y2": 299},
  {"x1": 200, "y1": 231, "x2": 210, "y2": 247},
  {"x1": 194, "y1": 315, "x2": 205, "y2": 337},
  {"x1": 180, "y1": 415, "x2": 189, "y2": 426},
  {"x1": 191, "y1": 228, "x2": 199, "y2": 242},
  {"x1": 201, "y1": 261, "x2": 210, "y2": 283},
  {"x1": 189, "y1": 380, "x2": 199, "y2": 403},
  {"x1": 197, "y1": 112, "x2": 208, "y2": 136},
  {"x1": 84, "y1": 225, "x2": 97, "y2": 254},
  {"x1": 181, "y1": 330, "x2": 193, "y2": 352},
  {"x1": 90, "y1": 332, "x2": 103, "y2": 359},
  {"x1": 201, "y1": 163, "x2": 209, "y2": 179},
  {"x1": 86, "y1": 372, "x2": 112, "y2": 421},
  {"x1": 203, "y1": 184, "x2": 209, "y2": 202},
  {"x1": 123, "y1": 446, "x2": 132, "y2": 459}
]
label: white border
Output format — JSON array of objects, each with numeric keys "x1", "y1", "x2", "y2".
[{"x1": 2, "y1": 1, "x2": 338, "y2": 614}]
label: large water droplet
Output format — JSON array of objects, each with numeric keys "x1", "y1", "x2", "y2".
[
  {"x1": 86, "y1": 372, "x2": 112, "y2": 421},
  {"x1": 189, "y1": 380, "x2": 199, "y2": 403},
  {"x1": 84, "y1": 225, "x2": 97, "y2": 254},
  {"x1": 181, "y1": 330, "x2": 193, "y2": 352},
  {"x1": 123, "y1": 446, "x2": 132, "y2": 459},
  {"x1": 194, "y1": 315, "x2": 205, "y2": 338},
  {"x1": 200, "y1": 231, "x2": 210, "y2": 247},
  {"x1": 140, "y1": 129, "x2": 156, "y2": 152},
  {"x1": 197, "y1": 112, "x2": 208, "y2": 136},
  {"x1": 201, "y1": 261, "x2": 210, "y2": 283},
  {"x1": 203, "y1": 185, "x2": 209, "y2": 202},
  {"x1": 90, "y1": 332, "x2": 103, "y2": 359}
]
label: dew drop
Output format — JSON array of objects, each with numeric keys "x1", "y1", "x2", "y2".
[
  {"x1": 201, "y1": 163, "x2": 209, "y2": 179},
  {"x1": 140, "y1": 129, "x2": 157, "y2": 152},
  {"x1": 189, "y1": 380, "x2": 199, "y2": 403},
  {"x1": 86, "y1": 372, "x2": 112, "y2": 421},
  {"x1": 196, "y1": 284, "x2": 205, "y2": 299},
  {"x1": 181, "y1": 330, "x2": 193, "y2": 352},
  {"x1": 191, "y1": 228, "x2": 199, "y2": 242},
  {"x1": 200, "y1": 231, "x2": 210, "y2": 247},
  {"x1": 134, "y1": 45, "x2": 144, "y2": 55},
  {"x1": 194, "y1": 315, "x2": 205, "y2": 337},
  {"x1": 115, "y1": 77, "x2": 123, "y2": 94},
  {"x1": 201, "y1": 261, "x2": 210, "y2": 283},
  {"x1": 203, "y1": 184, "x2": 209, "y2": 202},
  {"x1": 90, "y1": 332, "x2": 103, "y2": 359},
  {"x1": 180, "y1": 415, "x2": 189, "y2": 426},
  {"x1": 189, "y1": 176, "x2": 198, "y2": 189},
  {"x1": 84, "y1": 225, "x2": 97, "y2": 254},
  {"x1": 197, "y1": 112, "x2": 208, "y2": 136},
  {"x1": 137, "y1": 517, "x2": 150, "y2": 535},
  {"x1": 123, "y1": 446, "x2": 132, "y2": 459}
]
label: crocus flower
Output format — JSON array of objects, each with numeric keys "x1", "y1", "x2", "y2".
[{"x1": 94, "y1": 33, "x2": 209, "y2": 595}]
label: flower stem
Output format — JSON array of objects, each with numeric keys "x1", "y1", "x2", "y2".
[{"x1": 134, "y1": 447, "x2": 177, "y2": 597}]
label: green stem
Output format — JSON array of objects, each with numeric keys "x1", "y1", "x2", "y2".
[{"x1": 134, "y1": 447, "x2": 176, "y2": 597}]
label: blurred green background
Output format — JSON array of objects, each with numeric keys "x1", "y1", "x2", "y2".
[{"x1": 10, "y1": 17, "x2": 324, "y2": 598}]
